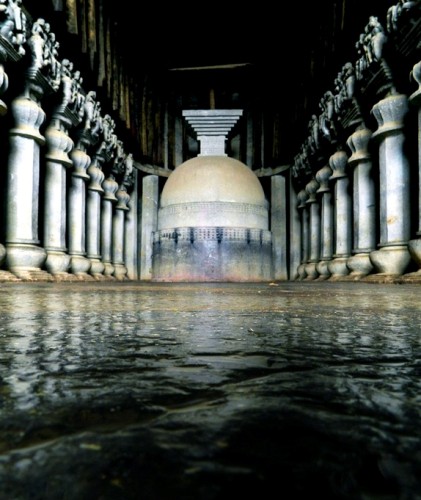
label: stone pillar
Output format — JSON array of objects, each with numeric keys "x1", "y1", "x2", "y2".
[
  {"x1": 101, "y1": 173, "x2": 118, "y2": 279},
  {"x1": 404, "y1": 61, "x2": 421, "y2": 282},
  {"x1": 68, "y1": 137, "x2": 93, "y2": 279},
  {"x1": 86, "y1": 155, "x2": 106, "y2": 280},
  {"x1": 288, "y1": 176, "x2": 301, "y2": 281},
  {"x1": 0, "y1": 61, "x2": 12, "y2": 279},
  {"x1": 43, "y1": 57, "x2": 86, "y2": 280},
  {"x1": 346, "y1": 126, "x2": 376, "y2": 279},
  {"x1": 271, "y1": 174, "x2": 287, "y2": 280},
  {"x1": 124, "y1": 168, "x2": 138, "y2": 280},
  {"x1": 315, "y1": 164, "x2": 333, "y2": 280},
  {"x1": 0, "y1": 8, "x2": 27, "y2": 282},
  {"x1": 368, "y1": 93, "x2": 411, "y2": 280},
  {"x1": 113, "y1": 183, "x2": 130, "y2": 280},
  {"x1": 328, "y1": 150, "x2": 352, "y2": 280},
  {"x1": 5, "y1": 95, "x2": 52, "y2": 281},
  {"x1": 43, "y1": 119, "x2": 76, "y2": 280},
  {"x1": 296, "y1": 188, "x2": 309, "y2": 280},
  {"x1": 304, "y1": 178, "x2": 320, "y2": 280},
  {"x1": 141, "y1": 175, "x2": 159, "y2": 280},
  {"x1": 85, "y1": 114, "x2": 116, "y2": 280}
]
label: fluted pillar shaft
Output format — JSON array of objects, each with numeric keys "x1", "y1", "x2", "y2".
[
  {"x1": 68, "y1": 146, "x2": 92, "y2": 278},
  {"x1": 296, "y1": 189, "x2": 309, "y2": 280},
  {"x1": 405, "y1": 61, "x2": 421, "y2": 281},
  {"x1": 124, "y1": 170, "x2": 138, "y2": 280},
  {"x1": 328, "y1": 150, "x2": 351, "y2": 279},
  {"x1": 43, "y1": 121, "x2": 75, "y2": 278},
  {"x1": 86, "y1": 157, "x2": 105, "y2": 280},
  {"x1": 0, "y1": 63, "x2": 7, "y2": 276},
  {"x1": 101, "y1": 174, "x2": 118, "y2": 279},
  {"x1": 0, "y1": 27, "x2": 25, "y2": 281},
  {"x1": 304, "y1": 178, "x2": 320, "y2": 280},
  {"x1": 369, "y1": 93, "x2": 411, "y2": 279},
  {"x1": 346, "y1": 126, "x2": 376, "y2": 278},
  {"x1": 112, "y1": 185, "x2": 130, "y2": 280}
]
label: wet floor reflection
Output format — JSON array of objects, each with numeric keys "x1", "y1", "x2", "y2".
[{"x1": 0, "y1": 281, "x2": 420, "y2": 499}]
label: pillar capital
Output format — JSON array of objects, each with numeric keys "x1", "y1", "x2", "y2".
[
  {"x1": 297, "y1": 189, "x2": 309, "y2": 209},
  {"x1": 315, "y1": 165, "x2": 333, "y2": 193},
  {"x1": 305, "y1": 178, "x2": 320, "y2": 204},
  {"x1": 347, "y1": 127, "x2": 372, "y2": 166},
  {"x1": 409, "y1": 60, "x2": 421, "y2": 106},
  {"x1": 329, "y1": 150, "x2": 349, "y2": 180},
  {"x1": 372, "y1": 93, "x2": 409, "y2": 139}
]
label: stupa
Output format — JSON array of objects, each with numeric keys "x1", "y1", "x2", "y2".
[{"x1": 152, "y1": 110, "x2": 273, "y2": 281}]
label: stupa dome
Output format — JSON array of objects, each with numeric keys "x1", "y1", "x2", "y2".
[
  {"x1": 158, "y1": 156, "x2": 268, "y2": 230},
  {"x1": 160, "y1": 156, "x2": 267, "y2": 207}
]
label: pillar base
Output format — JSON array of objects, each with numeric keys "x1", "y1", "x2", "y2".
[
  {"x1": 399, "y1": 269, "x2": 421, "y2": 283},
  {"x1": 360, "y1": 273, "x2": 403, "y2": 284},
  {"x1": 89, "y1": 258, "x2": 107, "y2": 280},
  {"x1": 10, "y1": 268, "x2": 54, "y2": 282},
  {"x1": 296, "y1": 263, "x2": 307, "y2": 280},
  {"x1": 408, "y1": 238, "x2": 421, "y2": 269},
  {"x1": 51, "y1": 272, "x2": 81, "y2": 282},
  {"x1": 5, "y1": 243, "x2": 52, "y2": 281},
  {"x1": 70, "y1": 255, "x2": 92, "y2": 276},
  {"x1": 103, "y1": 262, "x2": 116, "y2": 280},
  {"x1": 74, "y1": 272, "x2": 96, "y2": 281},
  {"x1": 315, "y1": 260, "x2": 331, "y2": 280},
  {"x1": 399, "y1": 240, "x2": 421, "y2": 282},
  {"x1": 114, "y1": 264, "x2": 128, "y2": 281},
  {"x1": 45, "y1": 250, "x2": 71, "y2": 276},
  {"x1": 304, "y1": 262, "x2": 318, "y2": 280},
  {"x1": 346, "y1": 252, "x2": 374, "y2": 280},
  {"x1": 369, "y1": 245, "x2": 411, "y2": 277},
  {"x1": 327, "y1": 257, "x2": 350, "y2": 280},
  {"x1": 0, "y1": 270, "x2": 21, "y2": 281}
]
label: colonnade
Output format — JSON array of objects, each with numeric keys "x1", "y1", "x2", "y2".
[
  {"x1": 290, "y1": 1, "x2": 421, "y2": 283},
  {"x1": 1, "y1": 1, "x2": 421, "y2": 284},
  {"x1": 0, "y1": 5, "x2": 138, "y2": 282}
]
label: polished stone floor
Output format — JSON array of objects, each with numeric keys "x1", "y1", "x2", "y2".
[{"x1": 0, "y1": 280, "x2": 420, "y2": 499}]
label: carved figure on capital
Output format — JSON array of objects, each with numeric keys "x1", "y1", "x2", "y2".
[
  {"x1": 54, "y1": 59, "x2": 85, "y2": 127},
  {"x1": 83, "y1": 90, "x2": 102, "y2": 138},
  {"x1": 123, "y1": 153, "x2": 134, "y2": 191},
  {"x1": 355, "y1": 16, "x2": 398, "y2": 97},
  {"x1": 101, "y1": 114, "x2": 117, "y2": 159},
  {"x1": 27, "y1": 19, "x2": 50, "y2": 73},
  {"x1": 0, "y1": 0, "x2": 26, "y2": 57},
  {"x1": 333, "y1": 62, "x2": 366, "y2": 131},
  {"x1": 111, "y1": 139, "x2": 126, "y2": 177},
  {"x1": 293, "y1": 144, "x2": 312, "y2": 180},
  {"x1": 355, "y1": 17, "x2": 388, "y2": 76},
  {"x1": 47, "y1": 31, "x2": 61, "y2": 90},
  {"x1": 387, "y1": 0, "x2": 419, "y2": 32},
  {"x1": 308, "y1": 114, "x2": 320, "y2": 153},
  {"x1": 25, "y1": 18, "x2": 62, "y2": 98},
  {"x1": 368, "y1": 17, "x2": 388, "y2": 61},
  {"x1": 102, "y1": 114, "x2": 115, "y2": 142},
  {"x1": 70, "y1": 69, "x2": 85, "y2": 119},
  {"x1": 334, "y1": 62, "x2": 356, "y2": 113},
  {"x1": 318, "y1": 90, "x2": 337, "y2": 142}
]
